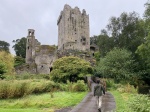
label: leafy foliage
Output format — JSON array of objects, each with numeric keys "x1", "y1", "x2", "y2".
[
  {"x1": 12, "y1": 37, "x2": 26, "y2": 58},
  {"x1": 14, "y1": 56, "x2": 25, "y2": 67},
  {"x1": 0, "y1": 40, "x2": 10, "y2": 52},
  {"x1": 96, "y1": 48, "x2": 135, "y2": 82},
  {"x1": 50, "y1": 56, "x2": 93, "y2": 83},
  {"x1": 0, "y1": 62, "x2": 7, "y2": 79},
  {"x1": 0, "y1": 51, "x2": 14, "y2": 76},
  {"x1": 136, "y1": 32, "x2": 150, "y2": 85},
  {"x1": 128, "y1": 94, "x2": 150, "y2": 112},
  {"x1": 107, "y1": 12, "x2": 145, "y2": 53},
  {"x1": 97, "y1": 33, "x2": 114, "y2": 57}
]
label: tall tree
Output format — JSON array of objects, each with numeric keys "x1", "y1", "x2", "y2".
[
  {"x1": 97, "y1": 29, "x2": 114, "y2": 57},
  {"x1": 12, "y1": 37, "x2": 26, "y2": 58},
  {"x1": 96, "y1": 48, "x2": 135, "y2": 82},
  {"x1": 0, "y1": 40, "x2": 10, "y2": 52},
  {"x1": 107, "y1": 12, "x2": 145, "y2": 53}
]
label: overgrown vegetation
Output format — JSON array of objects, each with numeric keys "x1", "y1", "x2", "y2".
[
  {"x1": 0, "y1": 79, "x2": 87, "y2": 99},
  {"x1": 0, "y1": 51, "x2": 14, "y2": 77},
  {"x1": 111, "y1": 88, "x2": 150, "y2": 112},
  {"x1": 0, "y1": 92, "x2": 87, "y2": 112},
  {"x1": 51, "y1": 56, "x2": 93, "y2": 83},
  {"x1": 90, "y1": 1, "x2": 150, "y2": 87}
]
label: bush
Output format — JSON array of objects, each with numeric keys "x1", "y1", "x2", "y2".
[
  {"x1": 0, "y1": 51, "x2": 14, "y2": 76},
  {"x1": 138, "y1": 86, "x2": 150, "y2": 94},
  {"x1": 14, "y1": 73, "x2": 50, "y2": 80},
  {"x1": 51, "y1": 56, "x2": 93, "y2": 83},
  {"x1": 0, "y1": 80, "x2": 61, "y2": 99},
  {"x1": 128, "y1": 94, "x2": 150, "y2": 112},
  {"x1": 105, "y1": 79, "x2": 116, "y2": 90},
  {"x1": 0, "y1": 63, "x2": 7, "y2": 79},
  {"x1": 73, "y1": 80, "x2": 87, "y2": 92},
  {"x1": 0, "y1": 79, "x2": 88, "y2": 99},
  {"x1": 0, "y1": 80, "x2": 29, "y2": 98},
  {"x1": 117, "y1": 83, "x2": 137, "y2": 93}
]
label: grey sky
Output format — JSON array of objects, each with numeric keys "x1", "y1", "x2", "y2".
[{"x1": 0, "y1": 0, "x2": 148, "y2": 54}]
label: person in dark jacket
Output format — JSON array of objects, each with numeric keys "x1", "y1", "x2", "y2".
[{"x1": 94, "y1": 80, "x2": 105, "y2": 112}]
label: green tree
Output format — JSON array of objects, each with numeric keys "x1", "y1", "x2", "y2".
[
  {"x1": 96, "y1": 48, "x2": 135, "y2": 82},
  {"x1": 107, "y1": 12, "x2": 145, "y2": 53},
  {"x1": 90, "y1": 35, "x2": 98, "y2": 45},
  {"x1": 12, "y1": 37, "x2": 26, "y2": 58},
  {"x1": 50, "y1": 56, "x2": 93, "y2": 83},
  {"x1": 0, "y1": 51, "x2": 14, "y2": 75},
  {"x1": 136, "y1": 32, "x2": 150, "y2": 85},
  {"x1": 0, "y1": 40, "x2": 10, "y2": 52},
  {"x1": 97, "y1": 30, "x2": 114, "y2": 57},
  {"x1": 133, "y1": 1, "x2": 150, "y2": 86},
  {"x1": 14, "y1": 56, "x2": 25, "y2": 67}
]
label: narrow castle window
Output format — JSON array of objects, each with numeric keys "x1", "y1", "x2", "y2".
[
  {"x1": 29, "y1": 32, "x2": 31, "y2": 36},
  {"x1": 28, "y1": 46, "x2": 29, "y2": 49}
]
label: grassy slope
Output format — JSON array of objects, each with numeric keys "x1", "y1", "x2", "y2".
[
  {"x1": 110, "y1": 90, "x2": 133, "y2": 112},
  {"x1": 0, "y1": 92, "x2": 87, "y2": 112}
]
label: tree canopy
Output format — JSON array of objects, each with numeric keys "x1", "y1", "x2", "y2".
[
  {"x1": 107, "y1": 12, "x2": 145, "y2": 53},
  {"x1": 96, "y1": 48, "x2": 135, "y2": 82},
  {"x1": 0, "y1": 40, "x2": 10, "y2": 52},
  {"x1": 50, "y1": 56, "x2": 93, "y2": 83},
  {"x1": 12, "y1": 37, "x2": 26, "y2": 58}
]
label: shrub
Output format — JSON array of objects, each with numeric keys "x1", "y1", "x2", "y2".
[
  {"x1": 0, "y1": 51, "x2": 14, "y2": 76},
  {"x1": 117, "y1": 83, "x2": 137, "y2": 93},
  {"x1": 128, "y1": 94, "x2": 150, "y2": 112},
  {"x1": 0, "y1": 80, "x2": 59, "y2": 99},
  {"x1": 0, "y1": 80, "x2": 29, "y2": 98},
  {"x1": 0, "y1": 79, "x2": 87, "y2": 99},
  {"x1": 73, "y1": 80, "x2": 87, "y2": 92},
  {"x1": 105, "y1": 79, "x2": 116, "y2": 90},
  {"x1": 138, "y1": 86, "x2": 150, "y2": 94},
  {"x1": 50, "y1": 56, "x2": 93, "y2": 83},
  {"x1": 0, "y1": 63, "x2": 7, "y2": 79}
]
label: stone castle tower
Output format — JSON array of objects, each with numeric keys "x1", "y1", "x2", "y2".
[
  {"x1": 26, "y1": 29, "x2": 36, "y2": 63},
  {"x1": 20, "y1": 4, "x2": 96, "y2": 74},
  {"x1": 57, "y1": 4, "x2": 90, "y2": 51}
]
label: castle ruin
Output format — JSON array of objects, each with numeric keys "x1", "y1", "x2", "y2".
[
  {"x1": 57, "y1": 4, "x2": 90, "y2": 51},
  {"x1": 15, "y1": 4, "x2": 97, "y2": 74}
]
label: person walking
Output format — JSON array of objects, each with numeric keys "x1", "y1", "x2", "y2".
[{"x1": 94, "y1": 80, "x2": 105, "y2": 112}]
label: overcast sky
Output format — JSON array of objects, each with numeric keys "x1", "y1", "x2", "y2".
[{"x1": 0, "y1": 0, "x2": 148, "y2": 54}]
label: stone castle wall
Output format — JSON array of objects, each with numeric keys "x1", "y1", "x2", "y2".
[
  {"x1": 20, "y1": 4, "x2": 96, "y2": 75},
  {"x1": 57, "y1": 4, "x2": 90, "y2": 52}
]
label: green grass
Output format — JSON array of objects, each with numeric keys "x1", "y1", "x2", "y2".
[
  {"x1": 0, "y1": 92, "x2": 87, "y2": 112},
  {"x1": 110, "y1": 90, "x2": 133, "y2": 112}
]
